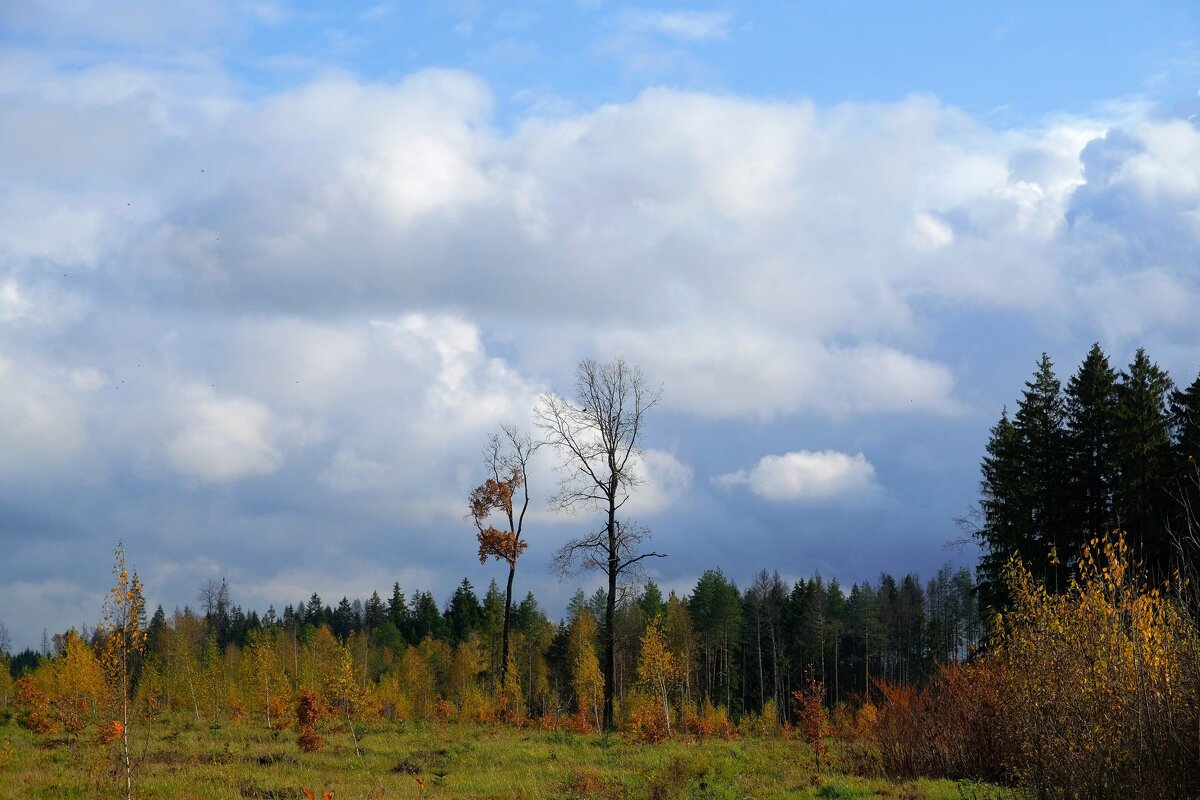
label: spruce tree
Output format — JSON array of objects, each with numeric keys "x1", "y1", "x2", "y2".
[
  {"x1": 387, "y1": 583, "x2": 409, "y2": 641},
  {"x1": 364, "y1": 591, "x2": 387, "y2": 632},
  {"x1": 1115, "y1": 348, "x2": 1174, "y2": 573},
  {"x1": 1064, "y1": 343, "x2": 1119, "y2": 550},
  {"x1": 1013, "y1": 354, "x2": 1070, "y2": 591},
  {"x1": 978, "y1": 407, "x2": 1023, "y2": 608},
  {"x1": 1169, "y1": 370, "x2": 1200, "y2": 561}
]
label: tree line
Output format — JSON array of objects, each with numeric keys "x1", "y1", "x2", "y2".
[
  {"x1": 975, "y1": 344, "x2": 1200, "y2": 608},
  {"x1": 0, "y1": 559, "x2": 981, "y2": 724}
]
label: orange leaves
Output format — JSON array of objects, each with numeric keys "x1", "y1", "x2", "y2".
[
  {"x1": 468, "y1": 471, "x2": 521, "y2": 525},
  {"x1": 99, "y1": 720, "x2": 125, "y2": 745},
  {"x1": 792, "y1": 678, "x2": 829, "y2": 772},
  {"x1": 476, "y1": 527, "x2": 528, "y2": 567},
  {"x1": 296, "y1": 690, "x2": 325, "y2": 753},
  {"x1": 14, "y1": 677, "x2": 55, "y2": 735},
  {"x1": 469, "y1": 466, "x2": 527, "y2": 567}
]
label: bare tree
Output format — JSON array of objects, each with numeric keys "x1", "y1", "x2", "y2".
[
  {"x1": 468, "y1": 424, "x2": 535, "y2": 688},
  {"x1": 0, "y1": 618, "x2": 10, "y2": 656},
  {"x1": 536, "y1": 357, "x2": 665, "y2": 730}
]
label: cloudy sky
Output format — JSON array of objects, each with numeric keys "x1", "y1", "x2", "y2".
[{"x1": 1, "y1": 1, "x2": 1199, "y2": 650}]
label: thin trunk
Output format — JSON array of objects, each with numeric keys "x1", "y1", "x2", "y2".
[
  {"x1": 756, "y1": 612, "x2": 764, "y2": 710},
  {"x1": 122, "y1": 649, "x2": 132, "y2": 800},
  {"x1": 501, "y1": 564, "x2": 515, "y2": 685},
  {"x1": 346, "y1": 708, "x2": 361, "y2": 758},
  {"x1": 660, "y1": 675, "x2": 671, "y2": 736},
  {"x1": 603, "y1": 488, "x2": 617, "y2": 731}
]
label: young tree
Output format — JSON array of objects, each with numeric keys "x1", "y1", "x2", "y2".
[
  {"x1": 468, "y1": 426, "x2": 534, "y2": 687},
  {"x1": 636, "y1": 622, "x2": 676, "y2": 736},
  {"x1": 537, "y1": 357, "x2": 664, "y2": 730},
  {"x1": 100, "y1": 542, "x2": 147, "y2": 800}
]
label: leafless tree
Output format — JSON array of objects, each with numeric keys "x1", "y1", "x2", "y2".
[{"x1": 536, "y1": 356, "x2": 665, "y2": 729}]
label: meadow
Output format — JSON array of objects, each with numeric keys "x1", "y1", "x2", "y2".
[{"x1": 0, "y1": 713, "x2": 1016, "y2": 800}]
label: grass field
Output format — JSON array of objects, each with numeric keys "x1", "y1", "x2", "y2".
[{"x1": 0, "y1": 714, "x2": 1019, "y2": 800}]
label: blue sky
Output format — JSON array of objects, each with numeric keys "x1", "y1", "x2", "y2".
[{"x1": 1, "y1": 1, "x2": 1199, "y2": 650}]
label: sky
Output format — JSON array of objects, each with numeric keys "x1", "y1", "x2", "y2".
[{"x1": 1, "y1": 1, "x2": 1199, "y2": 651}]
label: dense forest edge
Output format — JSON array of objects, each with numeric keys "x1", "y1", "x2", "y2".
[{"x1": 2, "y1": 346, "x2": 1200, "y2": 799}]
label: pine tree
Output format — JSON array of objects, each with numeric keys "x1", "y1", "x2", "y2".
[
  {"x1": 978, "y1": 407, "x2": 1023, "y2": 609},
  {"x1": 364, "y1": 591, "x2": 387, "y2": 632},
  {"x1": 1064, "y1": 343, "x2": 1120, "y2": 548},
  {"x1": 1115, "y1": 348, "x2": 1175, "y2": 573},
  {"x1": 387, "y1": 583, "x2": 409, "y2": 641},
  {"x1": 978, "y1": 356, "x2": 1071, "y2": 603},
  {"x1": 445, "y1": 579, "x2": 483, "y2": 644},
  {"x1": 1014, "y1": 354, "x2": 1071, "y2": 592},
  {"x1": 332, "y1": 597, "x2": 356, "y2": 642},
  {"x1": 1169, "y1": 370, "x2": 1200, "y2": 564}
]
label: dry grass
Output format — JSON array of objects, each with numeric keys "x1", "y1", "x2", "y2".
[{"x1": 0, "y1": 712, "x2": 1019, "y2": 800}]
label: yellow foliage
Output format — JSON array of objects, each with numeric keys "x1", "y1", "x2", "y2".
[
  {"x1": 46, "y1": 631, "x2": 107, "y2": 735},
  {"x1": 571, "y1": 641, "x2": 604, "y2": 731},
  {"x1": 396, "y1": 645, "x2": 438, "y2": 721},
  {"x1": 992, "y1": 532, "x2": 1200, "y2": 798}
]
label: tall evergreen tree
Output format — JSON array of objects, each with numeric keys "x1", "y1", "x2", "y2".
[
  {"x1": 332, "y1": 597, "x2": 356, "y2": 641},
  {"x1": 978, "y1": 355, "x2": 1071, "y2": 604},
  {"x1": 978, "y1": 407, "x2": 1023, "y2": 608},
  {"x1": 1168, "y1": 370, "x2": 1200, "y2": 566},
  {"x1": 387, "y1": 583, "x2": 409, "y2": 641},
  {"x1": 1115, "y1": 348, "x2": 1175, "y2": 572},
  {"x1": 364, "y1": 591, "x2": 387, "y2": 632},
  {"x1": 444, "y1": 579, "x2": 483, "y2": 644},
  {"x1": 688, "y1": 569, "x2": 741, "y2": 710},
  {"x1": 823, "y1": 579, "x2": 847, "y2": 705},
  {"x1": 1014, "y1": 354, "x2": 1071, "y2": 591},
  {"x1": 409, "y1": 591, "x2": 445, "y2": 641},
  {"x1": 1064, "y1": 343, "x2": 1120, "y2": 549}
]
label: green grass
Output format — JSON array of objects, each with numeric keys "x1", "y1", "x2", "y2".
[{"x1": 0, "y1": 714, "x2": 1019, "y2": 800}]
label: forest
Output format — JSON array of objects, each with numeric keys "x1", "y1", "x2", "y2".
[{"x1": 2, "y1": 348, "x2": 1200, "y2": 799}]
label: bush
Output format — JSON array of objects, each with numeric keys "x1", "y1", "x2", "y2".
[{"x1": 990, "y1": 533, "x2": 1200, "y2": 798}]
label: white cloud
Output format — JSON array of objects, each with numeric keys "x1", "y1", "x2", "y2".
[
  {"x1": 0, "y1": 353, "x2": 88, "y2": 478},
  {"x1": 166, "y1": 391, "x2": 284, "y2": 483},
  {"x1": 599, "y1": 324, "x2": 960, "y2": 419},
  {"x1": 716, "y1": 450, "x2": 881, "y2": 503},
  {"x1": 624, "y1": 448, "x2": 694, "y2": 515},
  {"x1": 619, "y1": 10, "x2": 734, "y2": 41},
  {"x1": 3, "y1": 53, "x2": 1200, "y2": 645}
]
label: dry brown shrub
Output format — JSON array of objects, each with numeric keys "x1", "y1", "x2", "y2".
[
  {"x1": 297, "y1": 726, "x2": 324, "y2": 753},
  {"x1": 295, "y1": 690, "x2": 325, "y2": 753},
  {"x1": 98, "y1": 719, "x2": 124, "y2": 746},
  {"x1": 561, "y1": 767, "x2": 626, "y2": 800},
  {"x1": 13, "y1": 678, "x2": 55, "y2": 735}
]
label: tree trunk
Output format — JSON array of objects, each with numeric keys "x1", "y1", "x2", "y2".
[
  {"x1": 501, "y1": 563, "x2": 515, "y2": 685},
  {"x1": 602, "y1": 490, "x2": 618, "y2": 730}
]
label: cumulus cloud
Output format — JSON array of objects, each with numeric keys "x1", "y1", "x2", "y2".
[
  {"x1": 599, "y1": 324, "x2": 960, "y2": 419},
  {"x1": 624, "y1": 449, "x2": 694, "y2": 515},
  {"x1": 715, "y1": 450, "x2": 881, "y2": 503},
  {"x1": 3, "y1": 42, "x2": 1200, "y2": 647}
]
